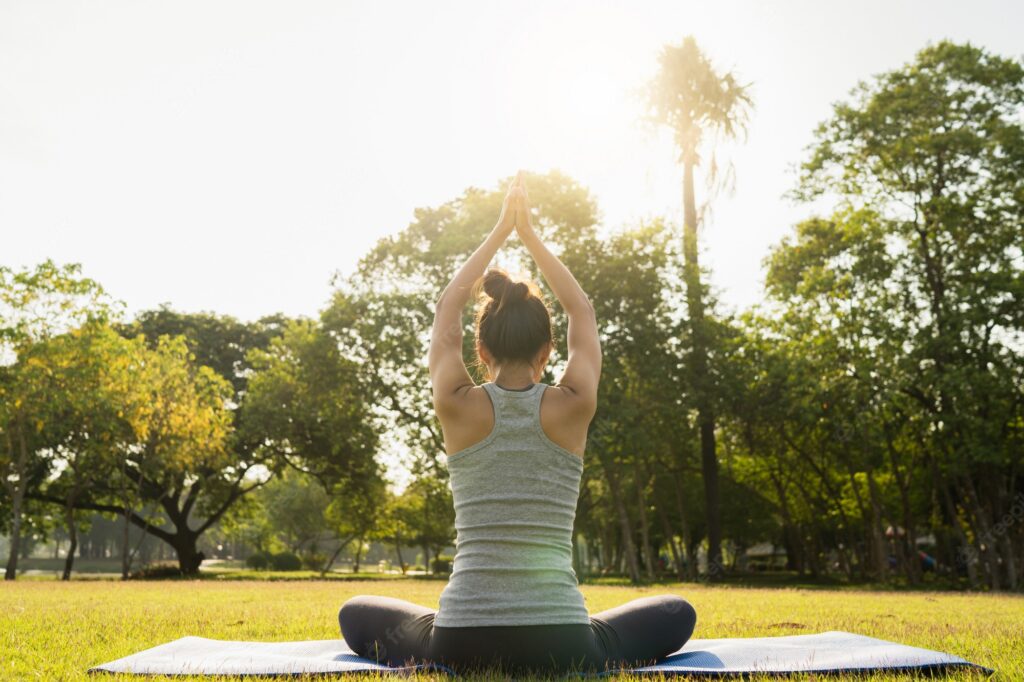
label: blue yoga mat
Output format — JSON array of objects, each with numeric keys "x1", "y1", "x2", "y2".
[{"x1": 90, "y1": 630, "x2": 990, "y2": 676}]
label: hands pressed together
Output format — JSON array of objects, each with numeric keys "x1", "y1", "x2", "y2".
[{"x1": 496, "y1": 170, "x2": 534, "y2": 240}]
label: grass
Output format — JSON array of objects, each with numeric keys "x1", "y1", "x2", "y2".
[{"x1": 2, "y1": 579, "x2": 1020, "y2": 680}]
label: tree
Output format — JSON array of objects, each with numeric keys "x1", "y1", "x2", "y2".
[
  {"x1": 564, "y1": 220, "x2": 688, "y2": 583},
  {"x1": 260, "y1": 470, "x2": 333, "y2": 556},
  {"x1": 242, "y1": 318, "x2": 384, "y2": 574},
  {"x1": 643, "y1": 36, "x2": 753, "y2": 578},
  {"x1": 31, "y1": 334, "x2": 239, "y2": 574},
  {"x1": 788, "y1": 40, "x2": 1024, "y2": 589},
  {"x1": 399, "y1": 475, "x2": 455, "y2": 574},
  {"x1": 322, "y1": 476, "x2": 386, "y2": 574},
  {"x1": 102, "y1": 308, "x2": 289, "y2": 574},
  {"x1": 0, "y1": 261, "x2": 111, "y2": 580},
  {"x1": 27, "y1": 324, "x2": 144, "y2": 579},
  {"x1": 374, "y1": 490, "x2": 421, "y2": 574}
]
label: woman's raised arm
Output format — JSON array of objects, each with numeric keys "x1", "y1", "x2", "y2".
[
  {"x1": 513, "y1": 175, "x2": 601, "y2": 409},
  {"x1": 428, "y1": 175, "x2": 520, "y2": 403}
]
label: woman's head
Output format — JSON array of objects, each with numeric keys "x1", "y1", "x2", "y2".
[{"x1": 474, "y1": 268, "x2": 552, "y2": 382}]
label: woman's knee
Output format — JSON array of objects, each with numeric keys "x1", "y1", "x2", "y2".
[
  {"x1": 630, "y1": 595, "x2": 697, "y2": 653},
  {"x1": 338, "y1": 595, "x2": 435, "y2": 663},
  {"x1": 657, "y1": 595, "x2": 697, "y2": 643},
  {"x1": 339, "y1": 595, "x2": 375, "y2": 630},
  {"x1": 594, "y1": 594, "x2": 697, "y2": 662},
  {"x1": 338, "y1": 596, "x2": 374, "y2": 651}
]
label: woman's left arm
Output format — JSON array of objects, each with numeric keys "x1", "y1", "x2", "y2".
[{"x1": 428, "y1": 175, "x2": 520, "y2": 407}]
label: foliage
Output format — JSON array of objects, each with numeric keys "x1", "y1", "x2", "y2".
[
  {"x1": 3, "y1": 39, "x2": 1023, "y2": 592},
  {"x1": 3, "y1": 580, "x2": 1022, "y2": 680}
]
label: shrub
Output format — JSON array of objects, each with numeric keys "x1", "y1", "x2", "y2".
[
  {"x1": 431, "y1": 555, "x2": 453, "y2": 574},
  {"x1": 130, "y1": 561, "x2": 184, "y2": 580},
  {"x1": 302, "y1": 553, "x2": 327, "y2": 571},
  {"x1": 245, "y1": 552, "x2": 271, "y2": 570},
  {"x1": 270, "y1": 551, "x2": 302, "y2": 571}
]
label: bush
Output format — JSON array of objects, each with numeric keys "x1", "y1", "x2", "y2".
[
  {"x1": 270, "y1": 551, "x2": 302, "y2": 571},
  {"x1": 245, "y1": 552, "x2": 271, "y2": 570},
  {"x1": 302, "y1": 553, "x2": 326, "y2": 571},
  {"x1": 431, "y1": 555, "x2": 453, "y2": 574},
  {"x1": 130, "y1": 561, "x2": 184, "y2": 580}
]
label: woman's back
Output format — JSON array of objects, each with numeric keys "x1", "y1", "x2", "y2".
[
  {"x1": 339, "y1": 172, "x2": 695, "y2": 673},
  {"x1": 435, "y1": 382, "x2": 589, "y2": 627}
]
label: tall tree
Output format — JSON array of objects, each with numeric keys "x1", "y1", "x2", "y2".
[
  {"x1": 0, "y1": 261, "x2": 111, "y2": 580},
  {"x1": 242, "y1": 318, "x2": 384, "y2": 573},
  {"x1": 31, "y1": 334, "x2": 238, "y2": 574},
  {"x1": 643, "y1": 36, "x2": 753, "y2": 576},
  {"x1": 106, "y1": 308, "x2": 289, "y2": 573},
  {"x1": 790, "y1": 40, "x2": 1024, "y2": 590},
  {"x1": 28, "y1": 324, "x2": 144, "y2": 580}
]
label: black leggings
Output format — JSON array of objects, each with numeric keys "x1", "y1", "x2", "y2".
[{"x1": 339, "y1": 594, "x2": 696, "y2": 674}]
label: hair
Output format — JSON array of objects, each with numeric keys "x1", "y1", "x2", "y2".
[{"x1": 474, "y1": 268, "x2": 552, "y2": 372}]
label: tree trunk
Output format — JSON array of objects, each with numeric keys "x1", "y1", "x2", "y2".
[
  {"x1": 172, "y1": 534, "x2": 204, "y2": 575},
  {"x1": 62, "y1": 503, "x2": 77, "y2": 581},
  {"x1": 394, "y1": 540, "x2": 407, "y2": 575},
  {"x1": 996, "y1": 486, "x2": 1018, "y2": 590},
  {"x1": 353, "y1": 536, "x2": 363, "y2": 573},
  {"x1": 866, "y1": 470, "x2": 889, "y2": 580},
  {"x1": 3, "y1": 487, "x2": 24, "y2": 581},
  {"x1": 320, "y1": 536, "x2": 353, "y2": 576},
  {"x1": 671, "y1": 471, "x2": 696, "y2": 579},
  {"x1": 681, "y1": 157, "x2": 721, "y2": 580},
  {"x1": 960, "y1": 475, "x2": 1001, "y2": 590},
  {"x1": 3, "y1": 425, "x2": 30, "y2": 581},
  {"x1": 598, "y1": 521, "x2": 613, "y2": 575},
  {"x1": 572, "y1": 531, "x2": 586, "y2": 582},
  {"x1": 121, "y1": 499, "x2": 133, "y2": 580},
  {"x1": 633, "y1": 465, "x2": 657, "y2": 581},
  {"x1": 601, "y1": 454, "x2": 641, "y2": 583},
  {"x1": 656, "y1": 501, "x2": 685, "y2": 580},
  {"x1": 934, "y1": 466, "x2": 977, "y2": 588},
  {"x1": 885, "y1": 432, "x2": 920, "y2": 585}
]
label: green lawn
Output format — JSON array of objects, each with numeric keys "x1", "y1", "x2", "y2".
[{"x1": 2, "y1": 579, "x2": 1020, "y2": 680}]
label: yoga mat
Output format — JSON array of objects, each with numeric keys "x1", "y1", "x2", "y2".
[{"x1": 90, "y1": 630, "x2": 991, "y2": 677}]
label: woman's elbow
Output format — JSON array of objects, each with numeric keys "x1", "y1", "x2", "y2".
[
  {"x1": 567, "y1": 296, "x2": 596, "y2": 320},
  {"x1": 433, "y1": 288, "x2": 451, "y2": 313}
]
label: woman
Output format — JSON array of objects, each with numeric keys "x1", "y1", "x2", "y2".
[{"x1": 339, "y1": 172, "x2": 696, "y2": 674}]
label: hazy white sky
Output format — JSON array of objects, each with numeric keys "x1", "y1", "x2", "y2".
[{"x1": 2, "y1": 1, "x2": 1021, "y2": 321}]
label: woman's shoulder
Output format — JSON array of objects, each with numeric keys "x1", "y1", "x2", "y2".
[
  {"x1": 436, "y1": 383, "x2": 496, "y2": 456},
  {"x1": 538, "y1": 383, "x2": 596, "y2": 458},
  {"x1": 541, "y1": 382, "x2": 597, "y2": 420}
]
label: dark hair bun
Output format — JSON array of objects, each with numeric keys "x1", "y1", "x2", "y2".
[
  {"x1": 482, "y1": 269, "x2": 529, "y2": 307},
  {"x1": 475, "y1": 268, "x2": 553, "y2": 367}
]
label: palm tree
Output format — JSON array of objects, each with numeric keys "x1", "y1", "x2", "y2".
[{"x1": 642, "y1": 36, "x2": 752, "y2": 579}]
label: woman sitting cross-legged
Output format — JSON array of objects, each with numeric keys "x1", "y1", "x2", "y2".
[{"x1": 339, "y1": 171, "x2": 696, "y2": 674}]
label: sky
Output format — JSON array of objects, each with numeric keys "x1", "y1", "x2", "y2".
[{"x1": 2, "y1": 0, "x2": 1022, "y2": 322}]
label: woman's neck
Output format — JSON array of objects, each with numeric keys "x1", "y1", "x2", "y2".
[{"x1": 492, "y1": 365, "x2": 535, "y2": 390}]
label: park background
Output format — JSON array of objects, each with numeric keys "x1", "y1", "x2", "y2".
[{"x1": 2, "y1": 1, "x2": 1024, "y2": 679}]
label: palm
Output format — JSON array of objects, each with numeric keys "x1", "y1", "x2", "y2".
[
  {"x1": 642, "y1": 36, "x2": 753, "y2": 581},
  {"x1": 511, "y1": 173, "x2": 531, "y2": 235},
  {"x1": 497, "y1": 171, "x2": 530, "y2": 238},
  {"x1": 496, "y1": 183, "x2": 519, "y2": 237}
]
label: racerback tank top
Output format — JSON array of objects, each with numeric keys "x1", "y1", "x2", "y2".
[{"x1": 434, "y1": 381, "x2": 590, "y2": 627}]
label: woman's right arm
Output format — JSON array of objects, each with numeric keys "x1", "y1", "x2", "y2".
[{"x1": 514, "y1": 175, "x2": 601, "y2": 411}]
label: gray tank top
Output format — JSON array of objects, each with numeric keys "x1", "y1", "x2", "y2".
[{"x1": 434, "y1": 381, "x2": 590, "y2": 627}]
